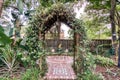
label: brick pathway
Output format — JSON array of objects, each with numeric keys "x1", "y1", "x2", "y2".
[{"x1": 44, "y1": 56, "x2": 76, "y2": 80}]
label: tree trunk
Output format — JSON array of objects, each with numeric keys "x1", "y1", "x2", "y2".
[
  {"x1": 116, "y1": 10, "x2": 120, "y2": 67},
  {"x1": 110, "y1": 0, "x2": 116, "y2": 54},
  {"x1": 118, "y1": 28, "x2": 120, "y2": 67},
  {"x1": 73, "y1": 32, "x2": 76, "y2": 71}
]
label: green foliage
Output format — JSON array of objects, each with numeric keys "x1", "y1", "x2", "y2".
[
  {"x1": 40, "y1": 0, "x2": 76, "y2": 7},
  {"x1": 88, "y1": 0, "x2": 110, "y2": 10},
  {"x1": 3, "y1": 0, "x2": 15, "y2": 7},
  {"x1": 88, "y1": 0, "x2": 120, "y2": 10},
  {"x1": 21, "y1": 68, "x2": 39, "y2": 80},
  {"x1": 77, "y1": 52, "x2": 94, "y2": 78},
  {"x1": 17, "y1": 0, "x2": 23, "y2": 14},
  {"x1": 38, "y1": 52, "x2": 47, "y2": 77},
  {"x1": 83, "y1": 14, "x2": 111, "y2": 39},
  {"x1": 40, "y1": 0, "x2": 54, "y2": 7},
  {"x1": 95, "y1": 44, "x2": 115, "y2": 58},
  {"x1": 0, "y1": 26, "x2": 12, "y2": 66},
  {"x1": 116, "y1": 5, "x2": 120, "y2": 11},
  {"x1": 0, "y1": 77, "x2": 17, "y2": 80},
  {"x1": 76, "y1": 49, "x2": 104, "y2": 80},
  {"x1": 25, "y1": 39, "x2": 43, "y2": 63},
  {"x1": 85, "y1": 0, "x2": 116, "y2": 39},
  {"x1": 25, "y1": 3, "x2": 88, "y2": 79},
  {"x1": 80, "y1": 72, "x2": 104, "y2": 80},
  {"x1": 0, "y1": 68, "x2": 40, "y2": 80},
  {"x1": 0, "y1": 26, "x2": 11, "y2": 45},
  {"x1": 76, "y1": 38, "x2": 104, "y2": 80},
  {"x1": 95, "y1": 55, "x2": 116, "y2": 67},
  {"x1": 73, "y1": 19, "x2": 87, "y2": 40},
  {"x1": 16, "y1": 51, "x2": 30, "y2": 67},
  {"x1": 0, "y1": 45, "x2": 18, "y2": 74},
  {"x1": 25, "y1": 3, "x2": 86, "y2": 65}
]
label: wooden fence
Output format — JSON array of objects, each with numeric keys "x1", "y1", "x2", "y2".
[
  {"x1": 45, "y1": 39, "x2": 112, "y2": 52},
  {"x1": 45, "y1": 39, "x2": 73, "y2": 51},
  {"x1": 91, "y1": 39, "x2": 112, "y2": 48}
]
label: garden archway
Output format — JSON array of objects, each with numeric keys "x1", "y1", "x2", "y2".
[{"x1": 26, "y1": 3, "x2": 87, "y2": 69}]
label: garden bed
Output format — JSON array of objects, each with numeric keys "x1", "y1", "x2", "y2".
[
  {"x1": 95, "y1": 55, "x2": 120, "y2": 80},
  {"x1": 96, "y1": 65, "x2": 120, "y2": 80},
  {"x1": 0, "y1": 66, "x2": 25, "y2": 79}
]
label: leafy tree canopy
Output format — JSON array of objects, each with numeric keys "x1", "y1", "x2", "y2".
[{"x1": 40, "y1": 0, "x2": 77, "y2": 7}]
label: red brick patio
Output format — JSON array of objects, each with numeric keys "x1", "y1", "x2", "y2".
[{"x1": 44, "y1": 56, "x2": 76, "y2": 80}]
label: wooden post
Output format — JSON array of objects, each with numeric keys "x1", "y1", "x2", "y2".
[
  {"x1": 116, "y1": 10, "x2": 120, "y2": 67},
  {"x1": 73, "y1": 32, "x2": 76, "y2": 71},
  {"x1": 57, "y1": 23, "x2": 61, "y2": 40},
  {"x1": 73, "y1": 31, "x2": 80, "y2": 71},
  {"x1": 0, "y1": 0, "x2": 3, "y2": 17},
  {"x1": 56, "y1": 21, "x2": 61, "y2": 49},
  {"x1": 118, "y1": 28, "x2": 120, "y2": 67},
  {"x1": 110, "y1": 0, "x2": 116, "y2": 55},
  {"x1": 43, "y1": 32, "x2": 45, "y2": 50}
]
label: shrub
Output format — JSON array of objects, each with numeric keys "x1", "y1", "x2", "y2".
[
  {"x1": 80, "y1": 72, "x2": 104, "y2": 80},
  {"x1": 16, "y1": 51, "x2": 30, "y2": 67},
  {"x1": 77, "y1": 52, "x2": 104, "y2": 80},
  {"x1": 95, "y1": 55, "x2": 116, "y2": 67},
  {"x1": 0, "y1": 45, "x2": 18, "y2": 74},
  {"x1": 21, "y1": 67, "x2": 39, "y2": 80}
]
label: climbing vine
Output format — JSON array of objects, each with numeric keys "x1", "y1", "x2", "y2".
[{"x1": 25, "y1": 3, "x2": 92, "y2": 79}]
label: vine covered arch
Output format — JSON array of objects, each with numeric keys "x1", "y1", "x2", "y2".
[{"x1": 26, "y1": 3, "x2": 87, "y2": 70}]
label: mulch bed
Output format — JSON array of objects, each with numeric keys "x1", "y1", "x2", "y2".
[
  {"x1": 95, "y1": 56, "x2": 120, "y2": 80},
  {"x1": 96, "y1": 65, "x2": 120, "y2": 80}
]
